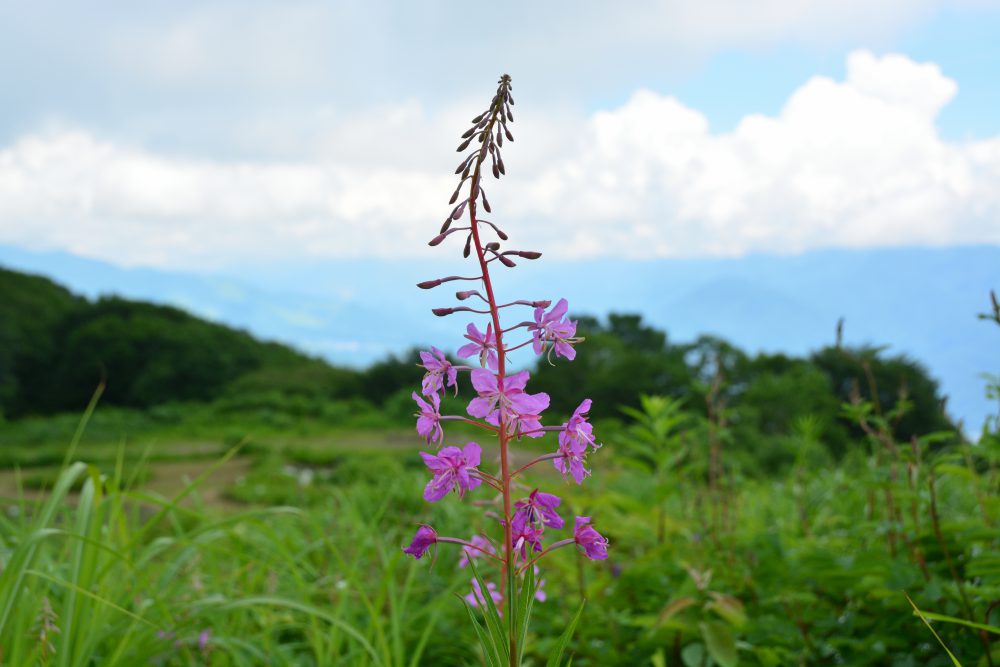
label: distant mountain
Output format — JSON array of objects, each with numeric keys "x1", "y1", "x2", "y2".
[{"x1": 1, "y1": 244, "x2": 997, "y2": 430}]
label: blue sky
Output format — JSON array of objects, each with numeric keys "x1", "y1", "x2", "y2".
[{"x1": 1, "y1": 1, "x2": 998, "y2": 270}]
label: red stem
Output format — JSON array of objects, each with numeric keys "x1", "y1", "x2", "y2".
[{"x1": 466, "y1": 140, "x2": 517, "y2": 667}]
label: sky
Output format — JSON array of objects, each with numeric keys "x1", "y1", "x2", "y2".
[{"x1": 1, "y1": 1, "x2": 999, "y2": 270}]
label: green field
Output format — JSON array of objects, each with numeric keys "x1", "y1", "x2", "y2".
[{"x1": 0, "y1": 386, "x2": 997, "y2": 667}]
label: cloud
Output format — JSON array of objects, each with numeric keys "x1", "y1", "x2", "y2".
[
  {"x1": 1, "y1": 50, "x2": 998, "y2": 269},
  {"x1": 511, "y1": 49, "x2": 1000, "y2": 257}
]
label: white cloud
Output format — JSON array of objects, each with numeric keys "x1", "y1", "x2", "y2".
[
  {"x1": 511, "y1": 49, "x2": 1000, "y2": 257},
  {"x1": 1, "y1": 50, "x2": 998, "y2": 268}
]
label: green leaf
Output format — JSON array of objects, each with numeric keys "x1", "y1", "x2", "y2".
[
  {"x1": 462, "y1": 597, "x2": 503, "y2": 667},
  {"x1": 904, "y1": 593, "x2": 962, "y2": 667},
  {"x1": 515, "y1": 562, "x2": 537, "y2": 664},
  {"x1": 546, "y1": 599, "x2": 585, "y2": 667},
  {"x1": 466, "y1": 558, "x2": 509, "y2": 662},
  {"x1": 706, "y1": 592, "x2": 747, "y2": 629},
  {"x1": 681, "y1": 642, "x2": 706, "y2": 667},
  {"x1": 700, "y1": 621, "x2": 738, "y2": 667}
]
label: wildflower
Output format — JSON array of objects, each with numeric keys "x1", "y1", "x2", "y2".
[
  {"x1": 403, "y1": 525, "x2": 438, "y2": 559},
  {"x1": 457, "y1": 322, "x2": 499, "y2": 370},
  {"x1": 514, "y1": 489, "x2": 564, "y2": 529},
  {"x1": 420, "y1": 346, "x2": 458, "y2": 396},
  {"x1": 467, "y1": 369, "x2": 549, "y2": 430},
  {"x1": 553, "y1": 435, "x2": 590, "y2": 484},
  {"x1": 421, "y1": 442, "x2": 483, "y2": 502},
  {"x1": 561, "y1": 399, "x2": 599, "y2": 451},
  {"x1": 510, "y1": 394, "x2": 550, "y2": 439},
  {"x1": 198, "y1": 629, "x2": 211, "y2": 652},
  {"x1": 534, "y1": 566, "x2": 547, "y2": 602},
  {"x1": 465, "y1": 578, "x2": 502, "y2": 609},
  {"x1": 412, "y1": 391, "x2": 443, "y2": 445},
  {"x1": 553, "y1": 399, "x2": 597, "y2": 483},
  {"x1": 573, "y1": 516, "x2": 609, "y2": 560},
  {"x1": 510, "y1": 511, "x2": 544, "y2": 562},
  {"x1": 530, "y1": 298, "x2": 580, "y2": 361},
  {"x1": 458, "y1": 535, "x2": 496, "y2": 568}
]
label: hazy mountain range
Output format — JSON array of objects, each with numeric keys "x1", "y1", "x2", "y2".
[{"x1": 1, "y1": 244, "x2": 996, "y2": 432}]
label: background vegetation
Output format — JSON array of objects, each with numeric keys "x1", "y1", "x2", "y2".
[{"x1": 0, "y1": 266, "x2": 996, "y2": 665}]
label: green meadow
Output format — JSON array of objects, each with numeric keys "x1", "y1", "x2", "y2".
[{"x1": 1, "y1": 268, "x2": 998, "y2": 665}]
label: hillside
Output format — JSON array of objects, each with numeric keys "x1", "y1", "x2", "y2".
[{"x1": 0, "y1": 267, "x2": 341, "y2": 417}]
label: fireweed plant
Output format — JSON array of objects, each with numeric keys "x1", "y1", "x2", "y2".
[{"x1": 402, "y1": 74, "x2": 608, "y2": 665}]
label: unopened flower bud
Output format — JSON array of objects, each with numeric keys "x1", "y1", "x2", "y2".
[
  {"x1": 498, "y1": 255, "x2": 516, "y2": 268},
  {"x1": 486, "y1": 242, "x2": 500, "y2": 251},
  {"x1": 517, "y1": 251, "x2": 542, "y2": 260},
  {"x1": 432, "y1": 307, "x2": 455, "y2": 317},
  {"x1": 532, "y1": 300, "x2": 552, "y2": 308},
  {"x1": 428, "y1": 233, "x2": 448, "y2": 247},
  {"x1": 417, "y1": 279, "x2": 442, "y2": 289},
  {"x1": 456, "y1": 291, "x2": 475, "y2": 300}
]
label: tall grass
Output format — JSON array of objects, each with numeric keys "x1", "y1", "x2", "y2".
[{"x1": 0, "y1": 409, "x2": 465, "y2": 665}]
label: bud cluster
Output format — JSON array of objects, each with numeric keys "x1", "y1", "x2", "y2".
[{"x1": 402, "y1": 75, "x2": 608, "y2": 660}]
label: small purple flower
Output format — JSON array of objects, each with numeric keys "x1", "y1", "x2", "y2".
[
  {"x1": 412, "y1": 391, "x2": 443, "y2": 445},
  {"x1": 562, "y1": 399, "x2": 598, "y2": 451},
  {"x1": 403, "y1": 525, "x2": 438, "y2": 559},
  {"x1": 573, "y1": 516, "x2": 609, "y2": 560},
  {"x1": 554, "y1": 399, "x2": 597, "y2": 484},
  {"x1": 514, "y1": 489, "x2": 564, "y2": 529},
  {"x1": 509, "y1": 395, "x2": 550, "y2": 439},
  {"x1": 198, "y1": 629, "x2": 211, "y2": 652},
  {"x1": 553, "y1": 436, "x2": 590, "y2": 485},
  {"x1": 534, "y1": 565, "x2": 547, "y2": 602},
  {"x1": 457, "y1": 322, "x2": 499, "y2": 371},
  {"x1": 458, "y1": 535, "x2": 496, "y2": 568},
  {"x1": 467, "y1": 369, "x2": 549, "y2": 431},
  {"x1": 510, "y1": 511, "x2": 544, "y2": 562},
  {"x1": 420, "y1": 442, "x2": 483, "y2": 502},
  {"x1": 420, "y1": 346, "x2": 458, "y2": 396},
  {"x1": 465, "y1": 578, "x2": 502, "y2": 609},
  {"x1": 530, "y1": 298, "x2": 580, "y2": 361}
]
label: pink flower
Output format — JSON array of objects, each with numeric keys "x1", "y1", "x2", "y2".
[
  {"x1": 573, "y1": 516, "x2": 609, "y2": 560},
  {"x1": 514, "y1": 489, "x2": 564, "y2": 529},
  {"x1": 412, "y1": 391, "x2": 443, "y2": 445},
  {"x1": 562, "y1": 399, "x2": 599, "y2": 451},
  {"x1": 420, "y1": 347, "x2": 458, "y2": 396},
  {"x1": 420, "y1": 442, "x2": 483, "y2": 502},
  {"x1": 458, "y1": 535, "x2": 496, "y2": 568},
  {"x1": 533, "y1": 565, "x2": 547, "y2": 602},
  {"x1": 403, "y1": 525, "x2": 438, "y2": 559},
  {"x1": 553, "y1": 399, "x2": 597, "y2": 484},
  {"x1": 530, "y1": 298, "x2": 580, "y2": 361},
  {"x1": 510, "y1": 511, "x2": 544, "y2": 562},
  {"x1": 467, "y1": 369, "x2": 549, "y2": 432},
  {"x1": 457, "y1": 323, "x2": 499, "y2": 371},
  {"x1": 554, "y1": 436, "x2": 590, "y2": 485},
  {"x1": 465, "y1": 578, "x2": 502, "y2": 609}
]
